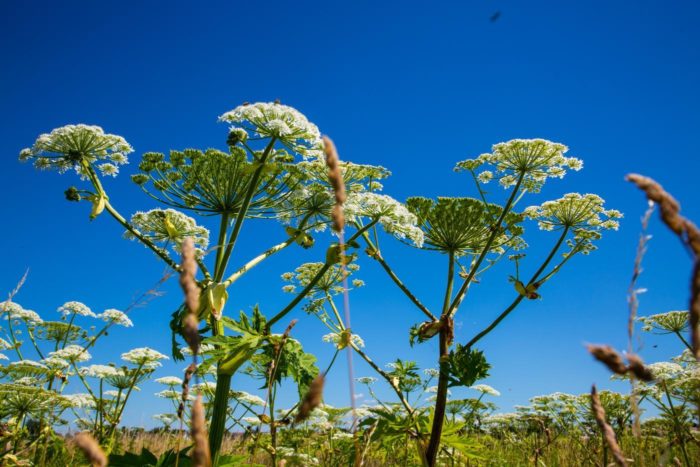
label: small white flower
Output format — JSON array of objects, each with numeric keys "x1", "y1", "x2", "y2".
[
  {"x1": 121, "y1": 347, "x2": 168, "y2": 368},
  {"x1": 19, "y1": 124, "x2": 133, "y2": 175},
  {"x1": 477, "y1": 170, "x2": 493, "y2": 183},
  {"x1": 65, "y1": 393, "x2": 96, "y2": 409},
  {"x1": 41, "y1": 357, "x2": 71, "y2": 369},
  {"x1": 356, "y1": 376, "x2": 377, "y2": 385},
  {"x1": 231, "y1": 391, "x2": 265, "y2": 406},
  {"x1": 322, "y1": 332, "x2": 365, "y2": 349},
  {"x1": 58, "y1": 301, "x2": 96, "y2": 318},
  {"x1": 50, "y1": 345, "x2": 91, "y2": 362},
  {"x1": 1, "y1": 301, "x2": 43, "y2": 323},
  {"x1": 79, "y1": 364, "x2": 122, "y2": 379},
  {"x1": 98, "y1": 163, "x2": 119, "y2": 177},
  {"x1": 470, "y1": 384, "x2": 501, "y2": 397},
  {"x1": 99, "y1": 309, "x2": 133, "y2": 327},
  {"x1": 155, "y1": 376, "x2": 183, "y2": 386}
]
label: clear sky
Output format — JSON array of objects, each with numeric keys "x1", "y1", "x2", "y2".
[{"x1": 1, "y1": 0, "x2": 699, "y2": 428}]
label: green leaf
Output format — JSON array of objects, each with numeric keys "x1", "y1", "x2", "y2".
[
  {"x1": 445, "y1": 345, "x2": 490, "y2": 388},
  {"x1": 109, "y1": 447, "x2": 191, "y2": 467}
]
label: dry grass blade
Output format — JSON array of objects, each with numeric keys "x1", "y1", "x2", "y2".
[
  {"x1": 295, "y1": 374, "x2": 325, "y2": 423},
  {"x1": 590, "y1": 385, "x2": 628, "y2": 467},
  {"x1": 191, "y1": 395, "x2": 212, "y2": 467},
  {"x1": 587, "y1": 344, "x2": 627, "y2": 375},
  {"x1": 179, "y1": 363, "x2": 197, "y2": 420},
  {"x1": 323, "y1": 135, "x2": 346, "y2": 232},
  {"x1": 691, "y1": 259, "x2": 700, "y2": 359},
  {"x1": 73, "y1": 432, "x2": 107, "y2": 467},
  {"x1": 626, "y1": 353, "x2": 654, "y2": 382},
  {"x1": 627, "y1": 174, "x2": 700, "y2": 359},
  {"x1": 180, "y1": 238, "x2": 201, "y2": 354},
  {"x1": 626, "y1": 173, "x2": 700, "y2": 255}
]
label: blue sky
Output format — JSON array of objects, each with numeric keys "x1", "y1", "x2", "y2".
[{"x1": 1, "y1": 0, "x2": 699, "y2": 428}]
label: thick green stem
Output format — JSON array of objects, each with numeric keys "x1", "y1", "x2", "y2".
[
  {"x1": 425, "y1": 252, "x2": 455, "y2": 466},
  {"x1": 215, "y1": 138, "x2": 277, "y2": 281},
  {"x1": 209, "y1": 373, "x2": 233, "y2": 464},
  {"x1": 213, "y1": 213, "x2": 231, "y2": 279},
  {"x1": 223, "y1": 238, "x2": 294, "y2": 287}
]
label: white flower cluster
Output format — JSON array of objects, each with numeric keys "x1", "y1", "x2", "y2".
[
  {"x1": 156, "y1": 389, "x2": 190, "y2": 400},
  {"x1": 41, "y1": 357, "x2": 70, "y2": 369},
  {"x1": 155, "y1": 376, "x2": 183, "y2": 386},
  {"x1": 58, "y1": 301, "x2": 96, "y2": 318},
  {"x1": 1, "y1": 301, "x2": 43, "y2": 324},
  {"x1": 231, "y1": 391, "x2": 265, "y2": 407},
  {"x1": 99, "y1": 308, "x2": 133, "y2": 327},
  {"x1": 456, "y1": 139, "x2": 582, "y2": 193},
  {"x1": 19, "y1": 124, "x2": 132, "y2": 175},
  {"x1": 356, "y1": 376, "x2": 377, "y2": 385},
  {"x1": 219, "y1": 102, "x2": 323, "y2": 160},
  {"x1": 470, "y1": 384, "x2": 501, "y2": 397},
  {"x1": 645, "y1": 362, "x2": 683, "y2": 381},
  {"x1": 192, "y1": 381, "x2": 217, "y2": 394},
  {"x1": 79, "y1": 364, "x2": 123, "y2": 379},
  {"x1": 65, "y1": 393, "x2": 96, "y2": 409},
  {"x1": 153, "y1": 413, "x2": 179, "y2": 425},
  {"x1": 638, "y1": 310, "x2": 688, "y2": 334},
  {"x1": 344, "y1": 192, "x2": 424, "y2": 247},
  {"x1": 50, "y1": 345, "x2": 91, "y2": 362},
  {"x1": 121, "y1": 347, "x2": 168, "y2": 368},
  {"x1": 322, "y1": 331, "x2": 365, "y2": 349},
  {"x1": 523, "y1": 193, "x2": 621, "y2": 254},
  {"x1": 127, "y1": 208, "x2": 210, "y2": 254}
]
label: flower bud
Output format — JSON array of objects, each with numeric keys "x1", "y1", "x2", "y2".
[{"x1": 64, "y1": 187, "x2": 81, "y2": 202}]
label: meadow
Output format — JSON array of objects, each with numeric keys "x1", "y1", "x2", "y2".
[{"x1": 1, "y1": 102, "x2": 698, "y2": 466}]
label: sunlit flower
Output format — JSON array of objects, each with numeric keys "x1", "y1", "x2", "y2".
[
  {"x1": 41, "y1": 357, "x2": 71, "y2": 369},
  {"x1": 356, "y1": 376, "x2": 377, "y2": 385},
  {"x1": 524, "y1": 193, "x2": 621, "y2": 254},
  {"x1": 406, "y1": 196, "x2": 523, "y2": 254},
  {"x1": 19, "y1": 124, "x2": 132, "y2": 175},
  {"x1": 153, "y1": 413, "x2": 179, "y2": 425},
  {"x1": 455, "y1": 139, "x2": 581, "y2": 193},
  {"x1": 99, "y1": 309, "x2": 133, "y2": 327},
  {"x1": 50, "y1": 345, "x2": 91, "y2": 362},
  {"x1": 219, "y1": 102, "x2": 322, "y2": 160},
  {"x1": 470, "y1": 384, "x2": 501, "y2": 397},
  {"x1": 638, "y1": 310, "x2": 688, "y2": 334},
  {"x1": 1, "y1": 301, "x2": 43, "y2": 324},
  {"x1": 646, "y1": 362, "x2": 683, "y2": 381},
  {"x1": 79, "y1": 364, "x2": 123, "y2": 379},
  {"x1": 231, "y1": 391, "x2": 265, "y2": 406},
  {"x1": 345, "y1": 192, "x2": 424, "y2": 247},
  {"x1": 126, "y1": 208, "x2": 209, "y2": 253},
  {"x1": 65, "y1": 393, "x2": 96, "y2": 409},
  {"x1": 322, "y1": 331, "x2": 365, "y2": 349},
  {"x1": 121, "y1": 347, "x2": 168, "y2": 368},
  {"x1": 58, "y1": 301, "x2": 96, "y2": 318},
  {"x1": 155, "y1": 376, "x2": 183, "y2": 386}
]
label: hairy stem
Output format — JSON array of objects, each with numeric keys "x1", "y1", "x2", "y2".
[{"x1": 425, "y1": 251, "x2": 455, "y2": 466}]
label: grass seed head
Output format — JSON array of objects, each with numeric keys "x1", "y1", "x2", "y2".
[
  {"x1": 73, "y1": 432, "x2": 107, "y2": 467},
  {"x1": 323, "y1": 136, "x2": 346, "y2": 232},
  {"x1": 191, "y1": 395, "x2": 212, "y2": 467},
  {"x1": 295, "y1": 374, "x2": 325, "y2": 423},
  {"x1": 591, "y1": 385, "x2": 628, "y2": 467},
  {"x1": 587, "y1": 344, "x2": 627, "y2": 375}
]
